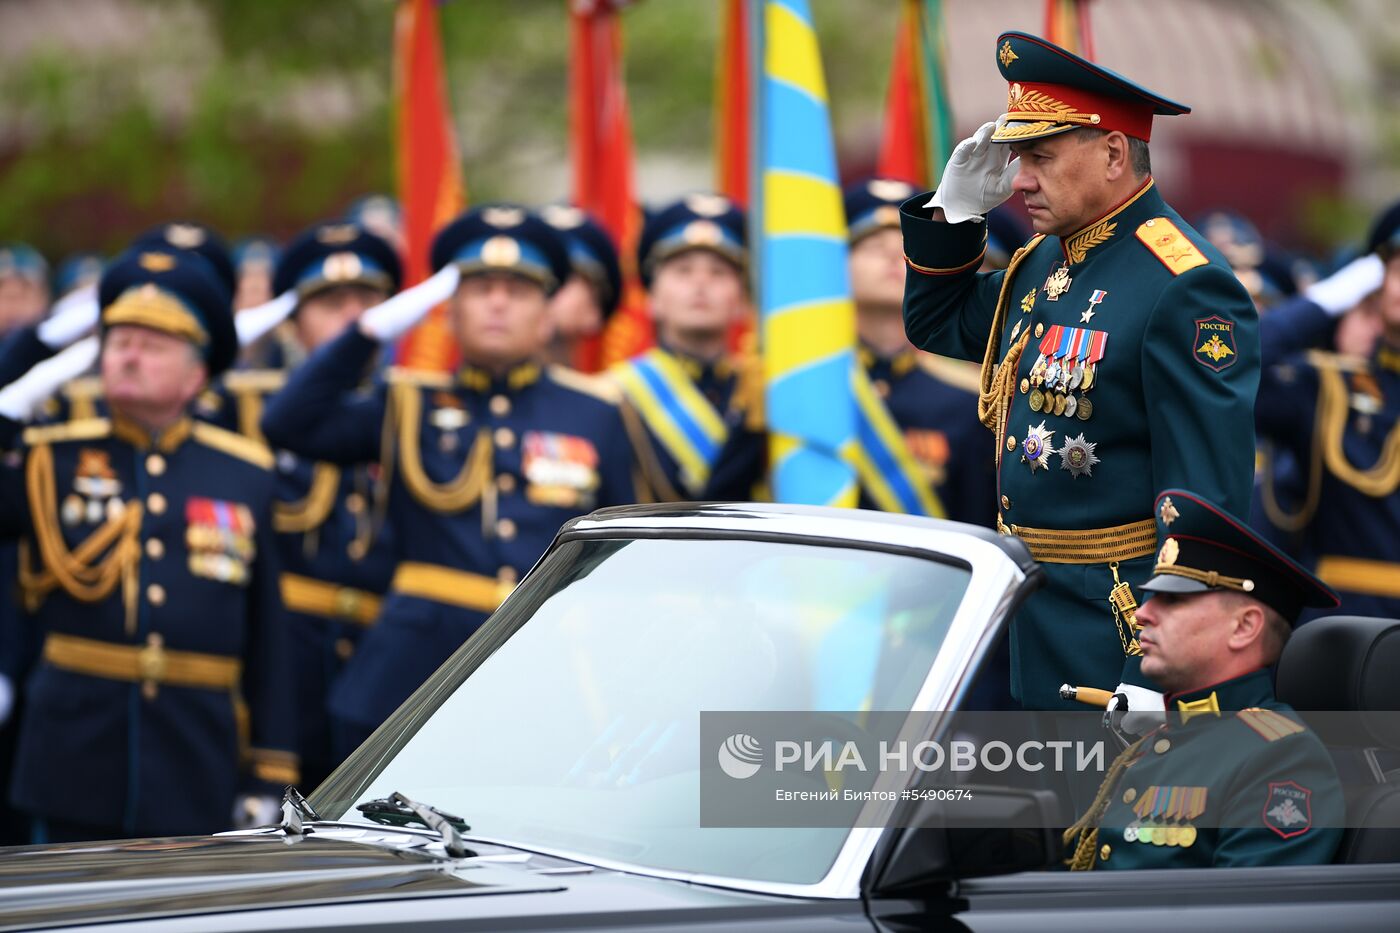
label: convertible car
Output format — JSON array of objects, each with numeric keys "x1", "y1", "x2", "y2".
[{"x1": 0, "y1": 503, "x2": 1396, "y2": 931}]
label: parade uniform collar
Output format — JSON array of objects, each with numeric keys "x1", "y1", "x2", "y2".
[
  {"x1": 1060, "y1": 177, "x2": 1162, "y2": 267},
  {"x1": 456, "y1": 360, "x2": 541, "y2": 394},
  {"x1": 656, "y1": 342, "x2": 733, "y2": 388},
  {"x1": 1373, "y1": 341, "x2": 1400, "y2": 376},
  {"x1": 1165, "y1": 668, "x2": 1275, "y2": 727},
  {"x1": 857, "y1": 343, "x2": 919, "y2": 380},
  {"x1": 110, "y1": 412, "x2": 194, "y2": 453}
]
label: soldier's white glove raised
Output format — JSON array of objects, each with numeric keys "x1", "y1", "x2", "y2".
[
  {"x1": 0, "y1": 337, "x2": 99, "y2": 422},
  {"x1": 1107, "y1": 682, "x2": 1167, "y2": 736},
  {"x1": 924, "y1": 120, "x2": 1018, "y2": 224},
  {"x1": 232, "y1": 793, "x2": 281, "y2": 830},
  {"x1": 1305, "y1": 253, "x2": 1384, "y2": 316},
  {"x1": 358, "y1": 265, "x2": 461, "y2": 342},
  {"x1": 36, "y1": 285, "x2": 100, "y2": 350},
  {"x1": 234, "y1": 291, "x2": 298, "y2": 347}
]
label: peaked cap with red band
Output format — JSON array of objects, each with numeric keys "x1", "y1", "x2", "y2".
[
  {"x1": 1144, "y1": 489, "x2": 1338, "y2": 624},
  {"x1": 991, "y1": 31, "x2": 1190, "y2": 143}
]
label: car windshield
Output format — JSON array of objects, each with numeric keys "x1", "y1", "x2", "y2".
[{"x1": 317, "y1": 535, "x2": 971, "y2": 886}]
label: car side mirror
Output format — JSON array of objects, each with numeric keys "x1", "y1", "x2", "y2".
[{"x1": 867, "y1": 785, "x2": 1062, "y2": 896}]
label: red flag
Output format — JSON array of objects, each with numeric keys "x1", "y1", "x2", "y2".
[
  {"x1": 876, "y1": 0, "x2": 927, "y2": 187},
  {"x1": 393, "y1": 0, "x2": 466, "y2": 372},
  {"x1": 714, "y1": 0, "x2": 750, "y2": 207},
  {"x1": 1044, "y1": 0, "x2": 1095, "y2": 59},
  {"x1": 570, "y1": 0, "x2": 648, "y2": 371}
]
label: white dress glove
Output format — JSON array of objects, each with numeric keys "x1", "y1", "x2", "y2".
[
  {"x1": 0, "y1": 336, "x2": 100, "y2": 422},
  {"x1": 234, "y1": 291, "x2": 298, "y2": 347},
  {"x1": 1305, "y1": 253, "x2": 1384, "y2": 316},
  {"x1": 0, "y1": 675, "x2": 12, "y2": 729},
  {"x1": 1107, "y1": 682, "x2": 1167, "y2": 736},
  {"x1": 36, "y1": 285, "x2": 100, "y2": 350},
  {"x1": 924, "y1": 120, "x2": 1018, "y2": 224},
  {"x1": 358, "y1": 265, "x2": 461, "y2": 342},
  {"x1": 232, "y1": 793, "x2": 282, "y2": 830}
]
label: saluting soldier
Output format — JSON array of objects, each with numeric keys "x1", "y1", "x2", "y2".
[
  {"x1": 0, "y1": 247, "x2": 297, "y2": 841},
  {"x1": 541, "y1": 205, "x2": 623, "y2": 371},
  {"x1": 1254, "y1": 200, "x2": 1400, "y2": 621},
  {"x1": 611, "y1": 194, "x2": 756, "y2": 501},
  {"x1": 0, "y1": 245, "x2": 50, "y2": 337},
  {"x1": 1065, "y1": 489, "x2": 1342, "y2": 870},
  {"x1": 260, "y1": 205, "x2": 640, "y2": 752},
  {"x1": 209, "y1": 223, "x2": 402, "y2": 789},
  {"x1": 900, "y1": 32, "x2": 1258, "y2": 711}
]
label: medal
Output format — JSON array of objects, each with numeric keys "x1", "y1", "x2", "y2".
[
  {"x1": 1069, "y1": 362, "x2": 1084, "y2": 390},
  {"x1": 1137, "y1": 823, "x2": 1154, "y2": 844},
  {"x1": 1165, "y1": 824, "x2": 1180, "y2": 847},
  {"x1": 1010, "y1": 319, "x2": 1023, "y2": 343},
  {"x1": 1123, "y1": 821, "x2": 1139, "y2": 843},
  {"x1": 1020, "y1": 377, "x2": 1029, "y2": 395},
  {"x1": 1053, "y1": 393, "x2": 1067, "y2": 417},
  {"x1": 1180, "y1": 825, "x2": 1197, "y2": 847},
  {"x1": 1081, "y1": 365, "x2": 1095, "y2": 391},
  {"x1": 1080, "y1": 288, "x2": 1108, "y2": 323},
  {"x1": 1063, "y1": 394, "x2": 1078, "y2": 418},
  {"x1": 106, "y1": 498, "x2": 126, "y2": 521},
  {"x1": 1029, "y1": 388, "x2": 1045, "y2": 412},
  {"x1": 1021, "y1": 421, "x2": 1055, "y2": 473},
  {"x1": 1076, "y1": 396, "x2": 1093, "y2": 420},
  {"x1": 85, "y1": 499, "x2": 104, "y2": 524},
  {"x1": 62, "y1": 494, "x2": 83, "y2": 526},
  {"x1": 1059, "y1": 433, "x2": 1100, "y2": 478},
  {"x1": 1044, "y1": 263, "x2": 1072, "y2": 300}
]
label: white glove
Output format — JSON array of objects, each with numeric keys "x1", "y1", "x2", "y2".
[
  {"x1": 1305, "y1": 253, "x2": 1384, "y2": 316},
  {"x1": 36, "y1": 285, "x2": 100, "y2": 350},
  {"x1": 924, "y1": 119, "x2": 1018, "y2": 224},
  {"x1": 234, "y1": 291, "x2": 298, "y2": 347},
  {"x1": 0, "y1": 675, "x2": 12, "y2": 728},
  {"x1": 358, "y1": 265, "x2": 461, "y2": 342},
  {"x1": 1107, "y1": 682, "x2": 1167, "y2": 736},
  {"x1": 0, "y1": 337, "x2": 99, "y2": 422},
  {"x1": 232, "y1": 793, "x2": 281, "y2": 830}
]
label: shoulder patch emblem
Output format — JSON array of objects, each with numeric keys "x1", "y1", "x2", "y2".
[
  {"x1": 1194, "y1": 316, "x2": 1238, "y2": 371},
  {"x1": 1237, "y1": 707, "x2": 1306, "y2": 742},
  {"x1": 1136, "y1": 218, "x2": 1208, "y2": 275},
  {"x1": 1262, "y1": 780, "x2": 1313, "y2": 839},
  {"x1": 191, "y1": 421, "x2": 275, "y2": 470}
]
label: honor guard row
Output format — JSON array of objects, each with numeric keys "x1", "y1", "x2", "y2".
[{"x1": 901, "y1": 31, "x2": 1259, "y2": 710}]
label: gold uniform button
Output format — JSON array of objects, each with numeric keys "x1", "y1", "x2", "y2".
[
  {"x1": 147, "y1": 583, "x2": 166, "y2": 606},
  {"x1": 145, "y1": 538, "x2": 165, "y2": 560},
  {"x1": 498, "y1": 566, "x2": 518, "y2": 585},
  {"x1": 335, "y1": 637, "x2": 356, "y2": 662},
  {"x1": 1099, "y1": 844, "x2": 1111, "y2": 862},
  {"x1": 345, "y1": 493, "x2": 366, "y2": 514},
  {"x1": 1006, "y1": 435, "x2": 1016, "y2": 451},
  {"x1": 873, "y1": 379, "x2": 890, "y2": 399},
  {"x1": 1034, "y1": 323, "x2": 1045, "y2": 338},
  {"x1": 497, "y1": 518, "x2": 517, "y2": 540},
  {"x1": 145, "y1": 454, "x2": 166, "y2": 476},
  {"x1": 1000, "y1": 495, "x2": 1011, "y2": 510},
  {"x1": 489, "y1": 395, "x2": 511, "y2": 417},
  {"x1": 1154, "y1": 738, "x2": 1171, "y2": 754},
  {"x1": 1122, "y1": 787, "x2": 1137, "y2": 805},
  {"x1": 497, "y1": 473, "x2": 517, "y2": 494},
  {"x1": 146, "y1": 493, "x2": 167, "y2": 515},
  {"x1": 1144, "y1": 219, "x2": 1156, "y2": 227},
  {"x1": 494, "y1": 427, "x2": 516, "y2": 449}
]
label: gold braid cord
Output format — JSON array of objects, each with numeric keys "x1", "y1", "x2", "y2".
[
  {"x1": 977, "y1": 236, "x2": 1045, "y2": 453},
  {"x1": 1317, "y1": 365, "x2": 1400, "y2": 497},
  {"x1": 389, "y1": 382, "x2": 493, "y2": 513},
  {"x1": 20, "y1": 443, "x2": 144, "y2": 627},
  {"x1": 273, "y1": 463, "x2": 341, "y2": 534},
  {"x1": 1063, "y1": 734, "x2": 1150, "y2": 871}
]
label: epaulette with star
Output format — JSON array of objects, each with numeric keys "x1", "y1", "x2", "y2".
[
  {"x1": 1135, "y1": 218, "x2": 1208, "y2": 275},
  {"x1": 1236, "y1": 707, "x2": 1306, "y2": 742}
]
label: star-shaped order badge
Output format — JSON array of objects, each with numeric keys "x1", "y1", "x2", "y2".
[
  {"x1": 1022, "y1": 421, "x2": 1055, "y2": 473},
  {"x1": 1058, "y1": 433, "x2": 1099, "y2": 479}
]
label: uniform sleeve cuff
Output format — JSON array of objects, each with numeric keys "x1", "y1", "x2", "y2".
[{"x1": 899, "y1": 193, "x2": 989, "y2": 276}]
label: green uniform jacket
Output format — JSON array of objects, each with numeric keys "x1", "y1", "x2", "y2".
[
  {"x1": 1091, "y1": 669, "x2": 1342, "y2": 869},
  {"x1": 900, "y1": 179, "x2": 1258, "y2": 707}
]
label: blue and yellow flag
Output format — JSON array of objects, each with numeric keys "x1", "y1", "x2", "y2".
[{"x1": 756, "y1": 0, "x2": 858, "y2": 507}]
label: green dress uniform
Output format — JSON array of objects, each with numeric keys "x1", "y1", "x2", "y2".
[
  {"x1": 900, "y1": 31, "x2": 1259, "y2": 709},
  {"x1": 1067, "y1": 488, "x2": 1343, "y2": 870}
]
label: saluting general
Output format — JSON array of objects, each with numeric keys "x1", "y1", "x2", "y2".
[{"x1": 900, "y1": 32, "x2": 1258, "y2": 711}]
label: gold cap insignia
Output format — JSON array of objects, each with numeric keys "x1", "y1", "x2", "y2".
[
  {"x1": 322, "y1": 251, "x2": 363, "y2": 282},
  {"x1": 482, "y1": 206, "x2": 526, "y2": 229},
  {"x1": 1158, "y1": 537, "x2": 1179, "y2": 566},
  {"x1": 999, "y1": 40, "x2": 1018, "y2": 68},
  {"x1": 481, "y1": 235, "x2": 522, "y2": 267},
  {"x1": 685, "y1": 193, "x2": 731, "y2": 217},
  {"x1": 868, "y1": 179, "x2": 914, "y2": 202},
  {"x1": 541, "y1": 204, "x2": 586, "y2": 230},
  {"x1": 1160, "y1": 496, "x2": 1179, "y2": 525},
  {"x1": 316, "y1": 224, "x2": 360, "y2": 245},
  {"x1": 165, "y1": 224, "x2": 206, "y2": 248},
  {"x1": 139, "y1": 252, "x2": 177, "y2": 272},
  {"x1": 873, "y1": 205, "x2": 901, "y2": 228},
  {"x1": 682, "y1": 220, "x2": 724, "y2": 247}
]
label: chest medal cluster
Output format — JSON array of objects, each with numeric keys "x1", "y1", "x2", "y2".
[
  {"x1": 1022, "y1": 324, "x2": 1106, "y2": 421},
  {"x1": 1122, "y1": 785, "x2": 1208, "y2": 847}
]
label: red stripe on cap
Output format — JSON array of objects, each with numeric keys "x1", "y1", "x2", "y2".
[{"x1": 1008, "y1": 82, "x2": 1156, "y2": 141}]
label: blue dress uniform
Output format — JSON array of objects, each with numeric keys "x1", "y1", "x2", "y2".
[
  {"x1": 261, "y1": 206, "x2": 640, "y2": 750},
  {"x1": 1254, "y1": 209, "x2": 1400, "y2": 619},
  {"x1": 900, "y1": 33, "x2": 1259, "y2": 709},
  {"x1": 1068, "y1": 490, "x2": 1343, "y2": 870},
  {"x1": 199, "y1": 224, "x2": 404, "y2": 789},
  {"x1": 0, "y1": 249, "x2": 296, "y2": 841},
  {"x1": 611, "y1": 195, "x2": 754, "y2": 501}
]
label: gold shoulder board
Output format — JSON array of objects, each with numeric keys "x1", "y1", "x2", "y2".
[
  {"x1": 1236, "y1": 708, "x2": 1306, "y2": 742},
  {"x1": 191, "y1": 421, "x2": 275, "y2": 470},
  {"x1": 1305, "y1": 349, "x2": 1369, "y2": 374},
  {"x1": 548, "y1": 365, "x2": 621, "y2": 405},
  {"x1": 22, "y1": 417, "x2": 112, "y2": 447},
  {"x1": 917, "y1": 354, "x2": 983, "y2": 394},
  {"x1": 1135, "y1": 218, "x2": 1209, "y2": 275},
  {"x1": 222, "y1": 369, "x2": 288, "y2": 394},
  {"x1": 385, "y1": 366, "x2": 452, "y2": 389}
]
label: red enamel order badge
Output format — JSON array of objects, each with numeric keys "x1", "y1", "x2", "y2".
[
  {"x1": 1262, "y1": 780, "x2": 1313, "y2": 839},
  {"x1": 1193, "y1": 316, "x2": 1238, "y2": 371}
]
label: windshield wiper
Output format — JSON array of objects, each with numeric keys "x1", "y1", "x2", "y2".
[{"x1": 357, "y1": 791, "x2": 473, "y2": 858}]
